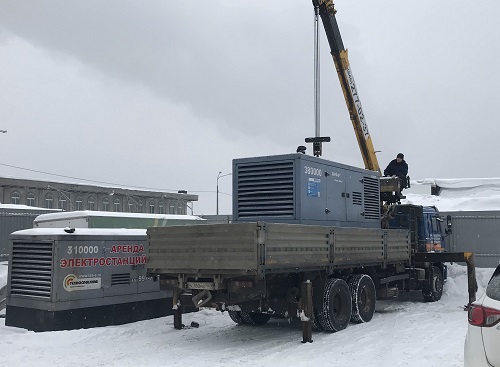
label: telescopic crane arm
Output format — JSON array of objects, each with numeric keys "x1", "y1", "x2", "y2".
[{"x1": 313, "y1": 0, "x2": 381, "y2": 174}]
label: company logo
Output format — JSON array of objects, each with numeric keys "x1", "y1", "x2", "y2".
[{"x1": 63, "y1": 274, "x2": 101, "y2": 292}]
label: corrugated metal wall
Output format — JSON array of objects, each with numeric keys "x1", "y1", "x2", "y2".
[
  {"x1": 441, "y1": 211, "x2": 500, "y2": 268},
  {"x1": 0, "y1": 208, "x2": 59, "y2": 260}
]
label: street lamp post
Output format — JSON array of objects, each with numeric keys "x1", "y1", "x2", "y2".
[
  {"x1": 47, "y1": 185, "x2": 74, "y2": 211},
  {"x1": 126, "y1": 195, "x2": 143, "y2": 213},
  {"x1": 216, "y1": 172, "x2": 232, "y2": 215}
]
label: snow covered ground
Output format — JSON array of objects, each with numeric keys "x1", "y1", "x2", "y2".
[
  {"x1": 1, "y1": 180, "x2": 498, "y2": 366},
  {"x1": 0, "y1": 262, "x2": 494, "y2": 367}
]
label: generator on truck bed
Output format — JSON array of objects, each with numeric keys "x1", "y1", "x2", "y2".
[{"x1": 147, "y1": 154, "x2": 477, "y2": 336}]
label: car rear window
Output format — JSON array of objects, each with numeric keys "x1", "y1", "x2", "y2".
[{"x1": 486, "y1": 266, "x2": 500, "y2": 301}]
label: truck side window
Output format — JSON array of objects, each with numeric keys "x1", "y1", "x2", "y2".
[
  {"x1": 432, "y1": 217, "x2": 439, "y2": 235},
  {"x1": 426, "y1": 218, "x2": 433, "y2": 237}
]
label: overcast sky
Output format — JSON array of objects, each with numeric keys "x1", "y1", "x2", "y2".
[{"x1": 0, "y1": 0, "x2": 499, "y2": 215}]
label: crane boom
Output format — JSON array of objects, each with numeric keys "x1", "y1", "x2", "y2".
[{"x1": 313, "y1": 0, "x2": 381, "y2": 174}]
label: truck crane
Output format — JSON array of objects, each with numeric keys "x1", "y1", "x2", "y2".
[
  {"x1": 312, "y1": 0, "x2": 406, "y2": 203},
  {"x1": 312, "y1": 0, "x2": 380, "y2": 174}
]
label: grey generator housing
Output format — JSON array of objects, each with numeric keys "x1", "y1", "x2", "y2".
[
  {"x1": 5, "y1": 228, "x2": 175, "y2": 331},
  {"x1": 233, "y1": 154, "x2": 380, "y2": 227}
]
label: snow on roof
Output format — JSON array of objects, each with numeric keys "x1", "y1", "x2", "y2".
[
  {"x1": 407, "y1": 177, "x2": 500, "y2": 211},
  {"x1": 33, "y1": 210, "x2": 205, "y2": 222},
  {"x1": 413, "y1": 177, "x2": 500, "y2": 189},
  {"x1": 0, "y1": 204, "x2": 60, "y2": 211},
  {"x1": 402, "y1": 193, "x2": 500, "y2": 212},
  {"x1": 11, "y1": 228, "x2": 147, "y2": 237}
]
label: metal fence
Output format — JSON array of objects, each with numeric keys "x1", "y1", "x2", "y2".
[
  {"x1": 441, "y1": 210, "x2": 500, "y2": 268},
  {"x1": 0, "y1": 207, "x2": 59, "y2": 260}
]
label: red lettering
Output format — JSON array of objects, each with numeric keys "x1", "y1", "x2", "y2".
[
  {"x1": 99, "y1": 257, "x2": 105, "y2": 266},
  {"x1": 93, "y1": 258, "x2": 99, "y2": 266},
  {"x1": 132, "y1": 245, "x2": 139, "y2": 253},
  {"x1": 75, "y1": 258, "x2": 82, "y2": 267},
  {"x1": 67, "y1": 259, "x2": 75, "y2": 267},
  {"x1": 139, "y1": 255, "x2": 147, "y2": 264},
  {"x1": 117, "y1": 257, "x2": 123, "y2": 266},
  {"x1": 60, "y1": 259, "x2": 67, "y2": 268},
  {"x1": 106, "y1": 258, "x2": 112, "y2": 266},
  {"x1": 138, "y1": 245, "x2": 144, "y2": 253},
  {"x1": 123, "y1": 257, "x2": 129, "y2": 265},
  {"x1": 111, "y1": 245, "x2": 117, "y2": 253}
]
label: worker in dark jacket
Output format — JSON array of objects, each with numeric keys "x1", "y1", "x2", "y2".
[{"x1": 384, "y1": 153, "x2": 408, "y2": 181}]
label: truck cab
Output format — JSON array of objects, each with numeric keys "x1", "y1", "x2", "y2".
[
  {"x1": 420, "y1": 206, "x2": 447, "y2": 253},
  {"x1": 387, "y1": 204, "x2": 448, "y2": 253}
]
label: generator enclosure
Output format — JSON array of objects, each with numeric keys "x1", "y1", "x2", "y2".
[
  {"x1": 233, "y1": 154, "x2": 380, "y2": 228},
  {"x1": 6, "y1": 228, "x2": 173, "y2": 331}
]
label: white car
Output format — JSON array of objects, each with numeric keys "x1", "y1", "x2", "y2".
[{"x1": 464, "y1": 264, "x2": 500, "y2": 366}]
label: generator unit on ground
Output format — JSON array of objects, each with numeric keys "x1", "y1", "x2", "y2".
[
  {"x1": 233, "y1": 153, "x2": 381, "y2": 228},
  {"x1": 6, "y1": 228, "x2": 173, "y2": 331}
]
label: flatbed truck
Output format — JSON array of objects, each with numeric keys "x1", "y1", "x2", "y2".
[{"x1": 147, "y1": 154, "x2": 477, "y2": 337}]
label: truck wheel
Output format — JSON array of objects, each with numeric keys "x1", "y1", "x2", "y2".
[
  {"x1": 240, "y1": 310, "x2": 271, "y2": 325},
  {"x1": 423, "y1": 266, "x2": 444, "y2": 302},
  {"x1": 228, "y1": 311, "x2": 245, "y2": 324},
  {"x1": 317, "y1": 278, "x2": 352, "y2": 332},
  {"x1": 347, "y1": 274, "x2": 376, "y2": 323}
]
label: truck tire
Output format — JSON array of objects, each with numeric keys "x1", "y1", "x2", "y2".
[
  {"x1": 347, "y1": 274, "x2": 376, "y2": 323},
  {"x1": 422, "y1": 266, "x2": 444, "y2": 302},
  {"x1": 228, "y1": 311, "x2": 245, "y2": 324},
  {"x1": 240, "y1": 310, "x2": 271, "y2": 326},
  {"x1": 317, "y1": 278, "x2": 352, "y2": 332}
]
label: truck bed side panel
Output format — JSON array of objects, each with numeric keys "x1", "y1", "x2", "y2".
[
  {"x1": 148, "y1": 223, "x2": 259, "y2": 274},
  {"x1": 147, "y1": 223, "x2": 410, "y2": 277},
  {"x1": 263, "y1": 223, "x2": 330, "y2": 270},
  {"x1": 384, "y1": 229, "x2": 411, "y2": 262},
  {"x1": 332, "y1": 227, "x2": 384, "y2": 266}
]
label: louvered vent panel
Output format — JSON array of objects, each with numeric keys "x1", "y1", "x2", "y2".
[
  {"x1": 352, "y1": 192, "x2": 362, "y2": 205},
  {"x1": 111, "y1": 273, "x2": 131, "y2": 286},
  {"x1": 237, "y1": 161, "x2": 294, "y2": 218},
  {"x1": 363, "y1": 176, "x2": 380, "y2": 220},
  {"x1": 10, "y1": 242, "x2": 53, "y2": 299}
]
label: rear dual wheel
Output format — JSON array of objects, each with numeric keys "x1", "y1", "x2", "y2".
[
  {"x1": 346, "y1": 274, "x2": 376, "y2": 323},
  {"x1": 317, "y1": 278, "x2": 352, "y2": 332}
]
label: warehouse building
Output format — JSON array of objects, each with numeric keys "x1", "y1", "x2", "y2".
[{"x1": 0, "y1": 177, "x2": 197, "y2": 214}]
